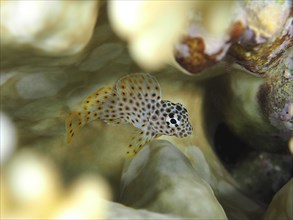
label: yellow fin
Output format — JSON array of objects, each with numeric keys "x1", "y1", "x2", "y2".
[{"x1": 65, "y1": 86, "x2": 114, "y2": 143}]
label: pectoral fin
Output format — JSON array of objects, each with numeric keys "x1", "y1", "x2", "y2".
[{"x1": 126, "y1": 128, "x2": 158, "y2": 158}]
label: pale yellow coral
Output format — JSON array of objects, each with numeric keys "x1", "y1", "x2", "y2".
[
  {"x1": 1, "y1": 150, "x2": 110, "y2": 219},
  {"x1": 0, "y1": 1, "x2": 99, "y2": 55},
  {"x1": 52, "y1": 175, "x2": 110, "y2": 220},
  {"x1": 108, "y1": 1, "x2": 237, "y2": 71},
  {"x1": 242, "y1": 0, "x2": 291, "y2": 40},
  {"x1": 108, "y1": 1, "x2": 194, "y2": 70}
]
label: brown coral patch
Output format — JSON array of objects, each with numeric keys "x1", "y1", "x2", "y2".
[
  {"x1": 175, "y1": 37, "x2": 225, "y2": 74},
  {"x1": 229, "y1": 21, "x2": 246, "y2": 42}
]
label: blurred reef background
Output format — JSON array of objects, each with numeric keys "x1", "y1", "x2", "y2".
[{"x1": 1, "y1": 1, "x2": 292, "y2": 220}]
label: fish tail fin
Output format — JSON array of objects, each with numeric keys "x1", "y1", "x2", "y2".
[{"x1": 65, "y1": 85, "x2": 115, "y2": 144}]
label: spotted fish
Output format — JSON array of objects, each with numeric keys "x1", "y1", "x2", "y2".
[{"x1": 66, "y1": 73, "x2": 193, "y2": 157}]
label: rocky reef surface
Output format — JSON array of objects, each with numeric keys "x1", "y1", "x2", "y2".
[{"x1": 1, "y1": 1, "x2": 292, "y2": 220}]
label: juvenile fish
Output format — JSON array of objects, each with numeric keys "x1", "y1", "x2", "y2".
[{"x1": 66, "y1": 73, "x2": 193, "y2": 157}]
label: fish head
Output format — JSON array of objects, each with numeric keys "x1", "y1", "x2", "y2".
[{"x1": 150, "y1": 101, "x2": 193, "y2": 138}]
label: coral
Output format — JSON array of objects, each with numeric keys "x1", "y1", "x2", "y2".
[
  {"x1": 108, "y1": 1, "x2": 195, "y2": 70},
  {"x1": 229, "y1": 16, "x2": 292, "y2": 76},
  {"x1": 264, "y1": 178, "x2": 293, "y2": 220},
  {"x1": 1, "y1": 150, "x2": 110, "y2": 219},
  {"x1": 173, "y1": 2, "x2": 243, "y2": 75},
  {"x1": 121, "y1": 141, "x2": 227, "y2": 219},
  {"x1": 0, "y1": 1, "x2": 292, "y2": 220},
  {"x1": 241, "y1": 0, "x2": 291, "y2": 40},
  {"x1": 1, "y1": 1, "x2": 99, "y2": 55},
  {"x1": 173, "y1": 1, "x2": 292, "y2": 76},
  {"x1": 0, "y1": 112, "x2": 16, "y2": 165},
  {"x1": 258, "y1": 48, "x2": 293, "y2": 140}
]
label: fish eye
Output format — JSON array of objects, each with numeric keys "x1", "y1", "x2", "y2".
[{"x1": 170, "y1": 118, "x2": 177, "y2": 124}]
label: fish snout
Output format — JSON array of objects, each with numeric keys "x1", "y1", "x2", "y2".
[{"x1": 187, "y1": 124, "x2": 193, "y2": 135}]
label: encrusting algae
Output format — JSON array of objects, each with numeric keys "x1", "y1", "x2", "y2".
[{"x1": 66, "y1": 73, "x2": 192, "y2": 157}]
